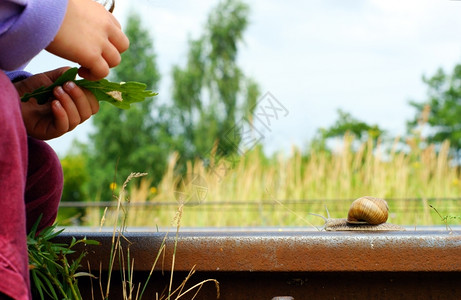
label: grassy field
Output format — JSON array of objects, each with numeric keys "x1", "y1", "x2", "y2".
[{"x1": 62, "y1": 134, "x2": 461, "y2": 228}]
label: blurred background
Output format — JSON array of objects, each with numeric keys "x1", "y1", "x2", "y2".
[{"x1": 26, "y1": 0, "x2": 461, "y2": 228}]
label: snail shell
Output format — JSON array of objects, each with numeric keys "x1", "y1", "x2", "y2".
[{"x1": 347, "y1": 196, "x2": 388, "y2": 225}]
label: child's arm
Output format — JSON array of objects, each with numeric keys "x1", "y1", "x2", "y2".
[
  {"x1": 0, "y1": 0, "x2": 129, "y2": 80},
  {"x1": 0, "y1": 0, "x2": 67, "y2": 71}
]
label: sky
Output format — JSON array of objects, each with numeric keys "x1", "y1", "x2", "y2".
[{"x1": 25, "y1": 0, "x2": 461, "y2": 156}]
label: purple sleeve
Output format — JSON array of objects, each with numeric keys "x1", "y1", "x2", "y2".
[
  {"x1": 0, "y1": 0, "x2": 68, "y2": 71},
  {"x1": 5, "y1": 70, "x2": 31, "y2": 82}
]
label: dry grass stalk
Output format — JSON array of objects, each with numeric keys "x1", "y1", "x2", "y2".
[{"x1": 92, "y1": 172, "x2": 219, "y2": 300}]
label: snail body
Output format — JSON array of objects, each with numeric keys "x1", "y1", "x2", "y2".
[
  {"x1": 324, "y1": 218, "x2": 404, "y2": 231},
  {"x1": 312, "y1": 196, "x2": 404, "y2": 231}
]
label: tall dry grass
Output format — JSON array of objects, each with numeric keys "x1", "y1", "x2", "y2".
[
  {"x1": 90, "y1": 172, "x2": 219, "y2": 300},
  {"x1": 82, "y1": 134, "x2": 461, "y2": 228}
]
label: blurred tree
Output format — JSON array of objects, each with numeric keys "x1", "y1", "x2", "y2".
[
  {"x1": 318, "y1": 109, "x2": 385, "y2": 141},
  {"x1": 407, "y1": 66, "x2": 461, "y2": 160},
  {"x1": 171, "y1": 0, "x2": 260, "y2": 163},
  {"x1": 59, "y1": 150, "x2": 89, "y2": 224},
  {"x1": 86, "y1": 11, "x2": 172, "y2": 200},
  {"x1": 305, "y1": 110, "x2": 385, "y2": 167},
  {"x1": 61, "y1": 153, "x2": 89, "y2": 203}
]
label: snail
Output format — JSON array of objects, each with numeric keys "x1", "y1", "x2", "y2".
[{"x1": 312, "y1": 196, "x2": 405, "y2": 231}]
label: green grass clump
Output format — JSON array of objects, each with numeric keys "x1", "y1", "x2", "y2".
[{"x1": 28, "y1": 216, "x2": 98, "y2": 299}]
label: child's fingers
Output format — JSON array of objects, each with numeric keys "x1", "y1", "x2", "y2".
[
  {"x1": 83, "y1": 88, "x2": 100, "y2": 114},
  {"x1": 109, "y1": 12, "x2": 122, "y2": 29},
  {"x1": 78, "y1": 58, "x2": 110, "y2": 81},
  {"x1": 102, "y1": 43, "x2": 122, "y2": 68},
  {"x1": 63, "y1": 82, "x2": 95, "y2": 121},
  {"x1": 53, "y1": 86, "x2": 81, "y2": 131},
  {"x1": 45, "y1": 0, "x2": 129, "y2": 80},
  {"x1": 47, "y1": 82, "x2": 99, "y2": 138},
  {"x1": 50, "y1": 100, "x2": 70, "y2": 135},
  {"x1": 109, "y1": 27, "x2": 130, "y2": 54}
]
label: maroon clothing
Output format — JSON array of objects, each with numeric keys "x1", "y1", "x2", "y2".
[{"x1": 0, "y1": 71, "x2": 63, "y2": 299}]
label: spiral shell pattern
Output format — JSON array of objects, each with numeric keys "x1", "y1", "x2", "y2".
[{"x1": 347, "y1": 196, "x2": 389, "y2": 225}]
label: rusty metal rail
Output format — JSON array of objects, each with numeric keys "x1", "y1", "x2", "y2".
[{"x1": 54, "y1": 229, "x2": 461, "y2": 299}]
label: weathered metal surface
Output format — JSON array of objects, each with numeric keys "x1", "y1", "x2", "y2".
[
  {"x1": 55, "y1": 229, "x2": 461, "y2": 272},
  {"x1": 54, "y1": 230, "x2": 461, "y2": 299},
  {"x1": 76, "y1": 270, "x2": 461, "y2": 299}
]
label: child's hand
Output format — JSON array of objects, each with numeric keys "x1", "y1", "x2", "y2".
[
  {"x1": 46, "y1": 0, "x2": 129, "y2": 81},
  {"x1": 15, "y1": 67, "x2": 99, "y2": 140}
]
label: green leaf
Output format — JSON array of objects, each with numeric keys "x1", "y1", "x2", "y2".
[
  {"x1": 30, "y1": 271, "x2": 45, "y2": 300},
  {"x1": 81, "y1": 238, "x2": 100, "y2": 246},
  {"x1": 73, "y1": 272, "x2": 97, "y2": 279},
  {"x1": 21, "y1": 67, "x2": 157, "y2": 109},
  {"x1": 21, "y1": 68, "x2": 79, "y2": 104}
]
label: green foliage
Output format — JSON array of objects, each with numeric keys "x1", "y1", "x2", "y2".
[
  {"x1": 310, "y1": 109, "x2": 385, "y2": 154},
  {"x1": 111, "y1": 11, "x2": 160, "y2": 89},
  {"x1": 171, "y1": 0, "x2": 260, "y2": 162},
  {"x1": 28, "y1": 217, "x2": 98, "y2": 300},
  {"x1": 408, "y1": 65, "x2": 461, "y2": 159},
  {"x1": 61, "y1": 152, "x2": 89, "y2": 203},
  {"x1": 87, "y1": 11, "x2": 170, "y2": 200},
  {"x1": 59, "y1": 150, "x2": 89, "y2": 224},
  {"x1": 21, "y1": 67, "x2": 156, "y2": 109}
]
